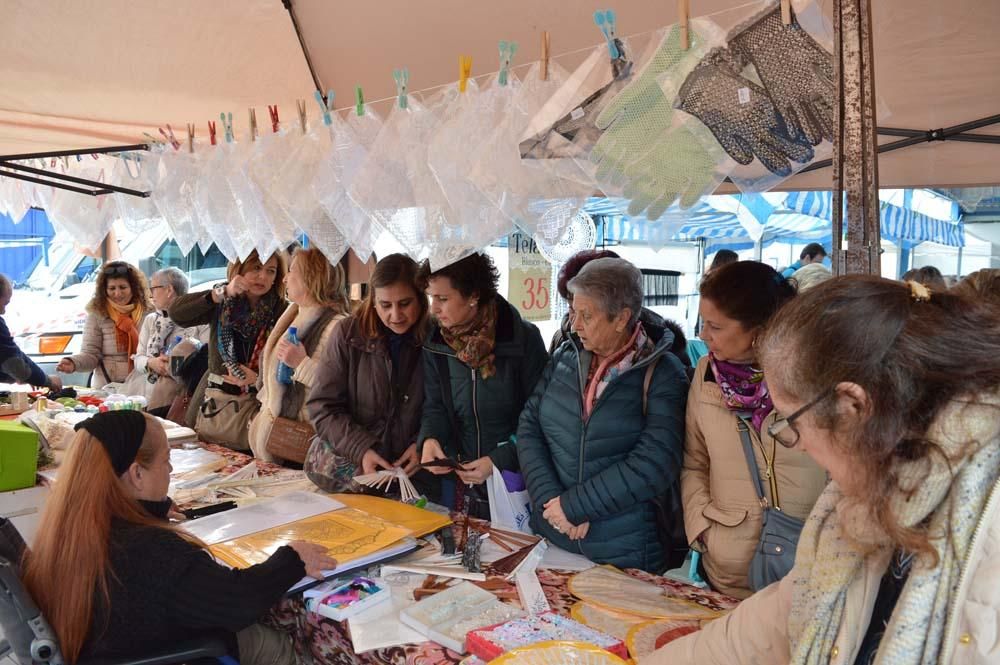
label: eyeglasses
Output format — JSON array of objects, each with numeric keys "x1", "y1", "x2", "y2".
[
  {"x1": 767, "y1": 386, "x2": 834, "y2": 448},
  {"x1": 149, "y1": 285, "x2": 166, "y2": 291},
  {"x1": 103, "y1": 263, "x2": 129, "y2": 277}
]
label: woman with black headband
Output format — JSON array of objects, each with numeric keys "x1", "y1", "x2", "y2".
[{"x1": 21, "y1": 411, "x2": 335, "y2": 664}]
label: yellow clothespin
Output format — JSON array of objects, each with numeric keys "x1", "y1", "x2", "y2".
[
  {"x1": 186, "y1": 123, "x2": 195, "y2": 153},
  {"x1": 296, "y1": 99, "x2": 307, "y2": 134},
  {"x1": 781, "y1": 0, "x2": 792, "y2": 25},
  {"x1": 541, "y1": 31, "x2": 550, "y2": 81},
  {"x1": 248, "y1": 108, "x2": 258, "y2": 142},
  {"x1": 678, "y1": 0, "x2": 690, "y2": 50},
  {"x1": 458, "y1": 55, "x2": 473, "y2": 93}
]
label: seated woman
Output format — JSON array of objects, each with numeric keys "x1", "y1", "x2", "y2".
[
  {"x1": 169, "y1": 250, "x2": 287, "y2": 437},
  {"x1": 517, "y1": 258, "x2": 689, "y2": 572},
  {"x1": 418, "y1": 253, "x2": 548, "y2": 518},
  {"x1": 130, "y1": 267, "x2": 209, "y2": 416},
  {"x1": 644, "y1": 277, "x2": 1000, "y2": 665},
  {"x1": 305, "y1": 253, "x2": 437, "y2": 498},
  {"x1": 684, "y1": 261, "x2": 826, "y2": 599},
  {"x1": 249, "y1": 247, "x2": 350, "y2": 462},
  {"x1": 56, "y1": 261, "x2": 152, "y2": 386},
  {"x1": 22, "y1": 410, "x2": 335, "y2": 665}
]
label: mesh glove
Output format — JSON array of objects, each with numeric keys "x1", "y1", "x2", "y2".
[
  {"x1": 726, "y1": 4, "x2": 835, "y2": 146},
  {"x1": 677, "y1": 49, "x2": 814, "y2": 177},
  {"x1": 591, "y1": 25, "x2": 703, "y2": 188},
  {"x1": 621, "y1": 122, "x2": 721, "y2": 217}
]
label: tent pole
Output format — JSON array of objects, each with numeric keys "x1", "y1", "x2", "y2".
[
  {"x1": 282, "y1": 0, "x2": 326, "y2": 99},
  {"x1": 0, "y1": 161, "x2": 149, "y2": 197},
  {"x1": 832, "y1": 0, "x2": 881, "y2": 276},
  {"x1": 0, "y1": 167, "x2": 109, "y2": 196},
  {"x1": 0, "y1": 143, "x2": 149, "y2": 162}
]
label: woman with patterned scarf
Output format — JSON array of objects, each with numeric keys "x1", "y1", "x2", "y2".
[
  {"x1": 682, "y1": 261, "x2": 827, "y2": 599},
  {"x1": 57, "y1": 261, "x2": 153, "y2": 386},
  {"x1": 169, "y1": 250, "x2": 287, "y2": 431},
  {"x1": 417, "y1": 253, "x2": 548, "y2": 519},
  {"x1": 645, "y1": 276, "x2": 1000, "y2": 665}
]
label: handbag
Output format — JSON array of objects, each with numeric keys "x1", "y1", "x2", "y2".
[
  {"x1": 265, "y1": 416, "x2": 315, "y2": 464},
  {"x1": 195, "y1": 387, "x2": 260, "y2": 451},
  {"x1": 736, "y1": 414, "x2": 804, "y2": 591}
]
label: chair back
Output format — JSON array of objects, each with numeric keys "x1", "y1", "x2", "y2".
[{"x1": 0, "y1": 556, "x2": 63, "y2": 664}]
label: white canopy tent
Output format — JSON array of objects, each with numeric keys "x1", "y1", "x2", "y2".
[{"x1": 1, "y1": 0, "x2": 998, "y2": 191}]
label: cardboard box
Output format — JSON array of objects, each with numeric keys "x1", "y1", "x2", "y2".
[{"x1": 0, "y1": 420, "x2": 39, "y2": 491}]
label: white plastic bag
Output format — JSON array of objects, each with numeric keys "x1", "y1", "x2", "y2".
[{"x1": 487, "y1": 467, "x2": 532, "y2": 534}]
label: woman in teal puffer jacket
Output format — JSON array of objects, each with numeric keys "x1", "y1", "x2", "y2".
[{"x1": 517, "y1": 258, "x2": 689, "y2": 572}]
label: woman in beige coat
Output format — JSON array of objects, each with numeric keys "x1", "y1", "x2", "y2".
[
  {"x1": 248, "y1": 248, "x2": 349, "y2": 462},
  {"x1": 683, "y1": 261, "x2": 826, "y2": 599},
  {"x1": 56, "y1": 261, "x2": 152, "y2": 386},
  {"x1": 645, "y1": 276, "x2": 1000, "y2": 665}
]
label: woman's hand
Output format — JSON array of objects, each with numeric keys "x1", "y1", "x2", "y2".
[
  {"x1": 167, "y1": 501, "x2": 187, "y2": 522},
  {"x1": 393, "y1": 443, "x2": 421, "y2": 476},
  {"x1": 457, "y1": 456, "x2": 493, "y2": 486},
  {"x1": 56, "y1": 358, "x2": 76, "y2": 373},
  {"x1": 276, "y1": 338, "x2": 307, "y2": 369},
  {"x1": 543, "y1": 497, "x2": 589, "y2": 540},
  {"x1": 420, "y1": 439, "x2": 451, "y2": 475},
  {"x1": 222, "y1": 364, "x2": 257, "y2": 389},
  {"x1": 225, "y1": 275, "x2": 250, "y2": 299},
  {"x1": 361, "y1": 448, "x2": 393, "y2": 475},
  {"x1": 147, "y1": 355, "x2": 170, "y2": 376},
  {"x1": 289, "y1": 541, "x2": 337, "y2": 580}
]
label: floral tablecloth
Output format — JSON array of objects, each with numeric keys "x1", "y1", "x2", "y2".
[{"x1": 268, "y1": 567, "x2": 739, "y2": 664}]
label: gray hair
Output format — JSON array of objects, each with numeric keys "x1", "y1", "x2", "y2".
[
  {"x1": 153, "y1": 267, "x2": 189, "y2": 296},
  {"x1": 0, "y1": 273, "x2": 11, "y2": 297},
  {"x1": 567, "y1": 257, "x2": 643, "y2": 326}
]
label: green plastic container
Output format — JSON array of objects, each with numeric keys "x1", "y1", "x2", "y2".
[{"x1": 0, "y1": 420, "x2": 39, "y2": 491}]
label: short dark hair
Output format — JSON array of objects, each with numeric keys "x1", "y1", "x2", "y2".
[
  {"x1": 800, "y1": 243, "x2": 827, "y2": 261},
  {"x1": 699, "y1": 261, "x2": 796, "y2": 331},
  {"x1": 708, "y1": 249, "x2": 739, "y2": 273},
  {"x1": 902, "y1": 265, "x2": 947, "y2": 291},
  {"x1": 556, "y1": 249, "x2": 620, "y2": 300},
  {"x1": 417, "y1": 253, "x2": 500, "y2": 305}
]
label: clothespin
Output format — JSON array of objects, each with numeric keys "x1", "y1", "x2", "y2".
[
  {"x1": 219, "y1": 112, "x2": 234, "y2": 143},
  {"x1": 207, "y1": 120, "x2": 217, "y2": 146},
  {"x1": 295, "y1": 99, "x2": 307, "y2": 134},
  {"x1": 49, "y1": 158, "x2": 56, "y2": 168},
  {"x1": 314, "y1": 89, "x2": 335, "y2": 126},
  {"x1": 267, "y1": 105, "x2": 280, "y2": 133},
  {"x1": 142, "y1": 131, "x2": 162, "y2": 146},
  {"x1": 678, "y1": 0, "x2": 690, "y2": 50},
  {"x1": 458, "y1": 55, "x2": 473, "y2": 93},
  {"x1": 540, "y1": 31, "x2": 550, "y2": 81},
  {"x1": 159, "y1": 124, "x2": 181, "y2": 150},
  {"x1": 61, "y1": 156, "x2": 69, "y2": 169},
  {"x1": 355, "y1": 87, "x2": 365, "y2": 116},
  {"x1": 498, "y1": 41, "x2": 518, "y2": 86},
  {"x1": 780, "y1": 0, "x2": 792, "y2": 25},
  {"x1": 393, "y1": 68, "x2": 409, "y2": 109},
  {"x1": 594, "y1": 9, "x2": 620, "y2": 59},
  {"x1": 186, "y1": 123, "x2": 195, "y2": 153},
  {"x1": 248, "y1": 108, "x2": 258, "y2": 142}
]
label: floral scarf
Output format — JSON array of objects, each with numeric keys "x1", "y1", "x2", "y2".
[
  {"x1": 708, "y1": 354, "x2": 773, "y2": 432},
  {"x1": 583, "y1": 324, "x2": 653, "y2": 420},
  {"x1": 440, "y1": 300, "x2": 498, "y2": 379},
  {"x1": 144, "y1": 311, "x2": 176, "y2": 385},
  {"x1": 106, "y1": 301, "x2": 142, "y2": 372},
  {"x1": 217, "y1": 292, "x2": 281, "y2": 380}
]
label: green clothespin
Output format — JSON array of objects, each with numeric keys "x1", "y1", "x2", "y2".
[
  {"x1": 498, "y1": 41, "x2": 518, "y2": 87},
  {"x1": 355, "y1": 86, "x2": 365, "y2": 116},
  {"x1": 219, "y1": 112, "x2": 234, "y2": 143},
  {"x1": 393, "y1": 68, "x2": 409, "y2": 109}
]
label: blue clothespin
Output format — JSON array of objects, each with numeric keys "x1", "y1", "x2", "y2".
[
  {"x1": 594, "y1": 9, "x2": 620, "y2": 59},
  {"x1": 393, "y1": 69, "x2": 410, "y2": 109},
  {"x1": 498, "y1": 41, "x2": 518, "y2": 87},
  {"x1": 314, "y1": 89, "x2": 335, "y2": 126},
  {"x1": 219, "y1": 112, "x2": 234, "y2": 143}
]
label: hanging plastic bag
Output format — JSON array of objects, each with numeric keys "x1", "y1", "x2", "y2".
[
  {"x1": 221, "y1": 136, "x2": 282, "y2": 260},
  {"x1": 487, "y1": 466, "x2": 533, "y2": 534},
  {"x1": 111, "y1": 149, "x2": 165, "y2": 234},
  {"x1": 45, "y1": 155, "x2": 117, "y2": 252},
  {"x1": 153, "y1": 146, "x2": 206, "y2": 257},
  {"x1": 192, "y1": 144, "x2": 243, "y2": 261}
]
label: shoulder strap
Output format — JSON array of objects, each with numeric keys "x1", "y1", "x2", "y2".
[
  {"x1": 641, "y1": 355, "x2": 662, "y2": 417},
  {"x1": 736, "y1": 414, "x2": 768, "y2": 506}
]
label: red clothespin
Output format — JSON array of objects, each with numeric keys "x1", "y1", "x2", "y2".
[
  {"x1": 159, "y1": 124, "x2": 181, "y2": 150},
  {"x1": 268, "y1": 105, "x2": 280, "y2": 133},
  {"x1": 207, "y1": 120, "x2": 218, "y2": 146}
]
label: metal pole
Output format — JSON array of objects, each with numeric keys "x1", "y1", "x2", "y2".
[
  {"x1": 282, "y1": 0, "x2": 325, "y2": 100},
  {"x1": 0, "y1": 143, "x2": 149, "y2": 162},
  {"x1": 0, "y1": 161, "x2": 149, "y2": 198}
]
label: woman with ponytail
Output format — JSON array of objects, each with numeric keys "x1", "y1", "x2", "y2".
[{"x1": 22, "y1": 411, "x2": 335, "y2": 664}]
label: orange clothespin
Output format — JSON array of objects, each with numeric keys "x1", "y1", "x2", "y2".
[
  {"x1": 678, "y1": 0, "x2": 690, "y2": 50},
  {"x1": 458, "y1": 55, "x2": 473, "y2": 93},
  {"x1": 296, "y1": 99, "x2": 307, "y2": 134},
  {"x1": 267, "y1": 105, "x2": 280, "y2": 133},
  {"x1": 541, "y1": 31, "x2": 550, "y2": 81},
  {"x1": 186, "y1": 123, "x2": 195, "y2": 153},
  {"x1": 207, "y1": 120, "x2": 217, "y2": 146},
  {"x1": 780, "y1": 0, "x2": 792, "y2": 25}
]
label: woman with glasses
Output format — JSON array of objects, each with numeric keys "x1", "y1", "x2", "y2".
[
  {"x1": 682, "y1": 261, "x2": 826, "y2": 599},
  {"x1": 56, "y1": 261, "x2": 153, "y2": 387},
  {"x1": 644, "y1": 276, "x2": 1000, "y2": 665}
]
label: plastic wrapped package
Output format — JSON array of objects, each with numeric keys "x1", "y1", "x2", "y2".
[
  {"x1": 350, "y1": 92, "x2": 472, "y2": 270},
  {"x1": 110, "y1": 149, "x2": 165, "y2": 234},
  {"x1": 152, "y1": 146, "x2": 207, "y2": 256},
  {"x1": 0, "y1": 165, "x2": 34, "y2": 221},
  {"x1": 467, "y1": 62, "x2": 594, "y2": 251},
  {"x1": 192, "y1": 144, "x2": 243, "y2": 261},
  {"x1": 427, "y1": 76, "x2": 520, "y2": 254},
  {"x1": 45, "y1": 155, "x2": 118, "y2": 251},
  {"x1": 489, "y1": 641, "x2": 628, "y2": 664},
  {"x1": 220, "y1": 137, "x2": 282, "y2": 260},
  {"x1": 247, "y1": 129, "x2": 299, "y2": 255}
]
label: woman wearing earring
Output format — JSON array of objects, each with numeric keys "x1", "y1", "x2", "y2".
[
  {"x1": 417, "y1": 253, "x2": 548, "y2": 518},
  {"x1": 683, "y1": 261, "x2": 827, "y2": 599},
  {"x1": 56, "y1": 261, "x2": 153, "y2": 387}
]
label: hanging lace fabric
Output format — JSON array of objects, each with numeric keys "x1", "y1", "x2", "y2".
[
  {"x1": 45, "y1": 154, "x2": 118, "y2": 251},
  {"x1": 111, "y1": 149, "x2": 165, "y2": 234}
]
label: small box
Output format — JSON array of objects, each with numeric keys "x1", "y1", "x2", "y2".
[
  {"x1": 0, "y1": 420, "x2": 39, "y2": 491},
  {"x1": 304, "y1": 577, "x2": 390, "y2": 621}
]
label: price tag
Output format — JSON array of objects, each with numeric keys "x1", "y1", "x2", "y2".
[{"x1": 570, "y1": 107, "x2": 586, "y2": 121}]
